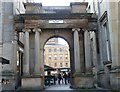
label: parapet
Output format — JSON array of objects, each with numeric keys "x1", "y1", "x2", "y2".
[{"x1": 23, "y1": 2, "x2": 88, "y2": 14}]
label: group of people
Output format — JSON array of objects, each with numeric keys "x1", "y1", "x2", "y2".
[
  {"x1": 57, "y1": 72, "x2": 70, "y2": 85},
  {"x1": 2, "y1": 79, "x2": 10, "y2": 85}
]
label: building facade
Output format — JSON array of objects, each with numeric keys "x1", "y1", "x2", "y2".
[
  {"x1": 85, "y1": 0, "x2": 120, "y2": 89},
  {"x1": 44, "y1": 42, "x2": 70, "y2": 72},
  {"x1": 0, "y1": 0, "x2": 33, "y2": 90},
  {"x1": 0, "y1": 0, "x2": 119, "y2": 91}
]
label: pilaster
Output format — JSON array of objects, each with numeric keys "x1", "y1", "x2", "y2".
[
  {"x1": 23, "y1": 29, "x2": 31, "y2": 76},
  {"x1": 84, "y1": 30, "x2": 92, "y2": 73},
  {"x1": 72, "y1": 28, "x2": 94, "y2": 89},
  {"x1": 72, "y1": 28, "x2": 81, "y2": 74},
  {"x1": 21, "y1": 28, "x2": 44, "y2": 90},
  {"x1": 33, "y1": 28, "x2": 41, "y2": 75}
]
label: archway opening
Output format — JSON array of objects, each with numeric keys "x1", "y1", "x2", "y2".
[{"x1": 44, "y1": 37, "x2": 71, "y2": 86}]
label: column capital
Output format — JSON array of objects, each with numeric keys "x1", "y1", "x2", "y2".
[
  {"x1": 22, "y1": 29, "x2": 31, "y2": 33},
  {"x1": 33, "y1": 28, "x2": 42, "y2": 33},
  {"x1": 72, "y1": 28, "x2": 80, "y2": 32},
  {"x1": 14, "y1": 32, "x2": 18, "y2": 41}
]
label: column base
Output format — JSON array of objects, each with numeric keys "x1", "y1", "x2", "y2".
[
  {"x1": 21, "y1": 75, "x2": 44, "y2": 90},
  {"x1": 72, "y1": 73, "x2": 94, "y2": 89},
  {"x1": 110, "y1": 68, "x2": 120, "y2": 90},
  {"x1": 2, "y1": 71, "x2": 16, "y2": 91},
  {"x1": 98, "y1": 67, "x2": 120, "y2": 90}
]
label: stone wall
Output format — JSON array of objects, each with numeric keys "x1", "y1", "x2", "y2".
[{"x1": 0, "y1": 1, "x2": 2, "y2": 90}]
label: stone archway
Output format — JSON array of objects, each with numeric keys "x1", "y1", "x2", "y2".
[
  {"x1": 41, "y1": 29, "x2": 74, "y2": 86},
  {"x1": 14, "y1": 2, "x2": 98, "y2": 90}
]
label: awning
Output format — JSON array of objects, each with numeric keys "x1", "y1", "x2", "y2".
[
  {"x1": 44, "y1": 65, "x2": 56, "y2": 71},
  {"x1": 0, "y1": 57, "x2": 10, "y2": 64}
]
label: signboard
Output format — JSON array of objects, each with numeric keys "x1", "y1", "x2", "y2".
[
  {"x1": 61, "y1": 69, "x2": 68, "y2": 72},
  {"x1": 49, "y1": 20, "x2": 64, "y2": 24}
]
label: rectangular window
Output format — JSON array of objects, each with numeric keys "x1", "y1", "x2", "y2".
[
  {"x1": 54, "y1": 55, "x2": 57, "y2": 60},
  {"x1": 60, "y1": 63, "x2": 62, "y2": 67},
  {"x1": 54, "y1": 48, "x2": 57, "y2": 52},
  {"x1": 60, "y1": 55, "x2": 63, "y2": 60},
  {"x1": 49, "y1": 56, "x2": 51, "y2": 60},
  {"x1": 65, "y1": 55, "x2": 68, "y2": 60},
  {"x1": 49, "y1": 48, "x2": 52, "y2": 52},
  {"x1": 60, "y1": 48, "x2": 62, "y2": 52},
  {"x1": 54, "y1": 63, "x2": 57, "y2": 67},
  {"x1": 66, "y1": 63, "x2": 68, "y2": 67},
  {"x1": 103, "y1": 23, "x2": 111, "y2": 61}
]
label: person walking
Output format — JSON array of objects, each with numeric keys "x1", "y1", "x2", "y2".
[
  {"x1": 58, "y1": 73, "x2": 62, "y2": 85},
  {"x1": 63, "y1": 72, "x2": 68, "y2": 85},
  {"x1": 68, "y1": 72, "x2": 70, "y2": 83},
  {"x1": 61, "y1": 73, "x2": 64, "y2": 84}
]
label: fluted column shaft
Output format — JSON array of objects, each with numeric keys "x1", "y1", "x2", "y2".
[
  {"x1": 23, "y1": 29, "x2": 31, "y2": 75},
  {"x1": 84, "y1": 30, "x2": 92, "y2": 73},
  {"x1": 73, "y1": 28, "x2": 81, "y2": 73},
  {"x1": 13, "y1": 30, "x2": 19, "y2": 89},
  {"x1": 13, "y1": 31, "x2": 18, "y2": 73},
  {"x1": 33, "y1": 28, "x2": 41, "y2": 74}
]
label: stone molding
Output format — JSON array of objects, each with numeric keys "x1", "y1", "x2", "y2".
[
  {"x1": 14, "y1": 31, "x2": 18, "y2": 41},
  {"x1": 32, "y1": 28, "x2": 41, "y2": 33},
  {"x1": 103, "y1": 60, "x2": 112, "y2": 65},
  {"x1": 73, "y1": 73, "x2": 94, "y2": 77},
  {"x1": 22, "y1": 29, "x2": 31, "y2": 33},
  {"x1": 22, "y1": 75, "x2": 43, "y2": 78},
  {"x1": 72, "y1": 28, "x2": 80, "y2": 32}
]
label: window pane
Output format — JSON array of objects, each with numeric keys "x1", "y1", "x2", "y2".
[
  {"x1": 54, "y1": 48, "x2": 57, "y2": 52},
  {"x1": 60, "y1": 63, "x2": 62, "y2": 67},
  {"x1": 66, "y1": 63, "x2": 68, "y2": 67},
  {"x1": 60, "y1": 55, "x2": 62, "y2": 60},
  {"x1": 65, "y1": 55, "x2": 68, "y2": 59},
  {"x1": 54, "y1": 55, "x2": 57, "y2": 60},
  {"x1": 54, "y1": 63, "x2": 57, "y2": 67},
  {"x1": 49, "y1": 48, "x2": 52, "y2": 52},
  {"x1": 49, "y1": 56, "x2": 51, "y2": 60},
  {"x1": 60, "y1": 48, "x2": 62, "y2": 52}
]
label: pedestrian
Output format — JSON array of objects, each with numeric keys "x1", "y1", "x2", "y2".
[
  {"x1": 63, "y1": 72, "x2": 68, "y2": 85},
  {"x1": 68, "y1": 72, "x2": 70, "y2": 83},
  {"x1": 58, "y1": 73, "x2": 62, "y2": 85},
  {"x1": 61, "y1": 73, "x2": 64, "y2": 84}
]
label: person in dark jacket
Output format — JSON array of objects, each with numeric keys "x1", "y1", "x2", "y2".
[
  {"x1": 63, "y1": 72, "x2": 68, "y2": 85},
  {"x1": 68, "y1": 72, "x2": 70, "y2": 83},
  {"x1": 58, "y1": 73, "x2": 62, "y2": 85}
]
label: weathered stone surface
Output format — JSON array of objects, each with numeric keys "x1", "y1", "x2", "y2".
[
  {"x1": 2, "y1": 1, "x2": 100, "y2": 90},
  {"x1": 73, "y1": 75, "x2": 94, "y2": 88},
  {"x1": 24, "y1": 2, "x2": 88, "y2": 14},
  {"x1": 24, "y1": 19, "x2": 89, "y2": 29},
  {"x1": 70, "y1": 2, "x2": 88, "y2": 13},
  {"x1": 22, "y1": 77, "x2": 42, "y2": 88}
]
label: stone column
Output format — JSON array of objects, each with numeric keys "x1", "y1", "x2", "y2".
[
  {"x1": 13, "y1": 30, "x2": 19, "y2": 88},
  {"x1": 84, "y1": 30, "x2": 92, "y2": 73},
  {"x1": 23, "y1": 29, "x2": 31, "y2": 75},
  {"x1": 13, "y1": 31, "x2": 18, "y2": 73},
  {"x1": 72, "y1": 28, "x2": 81, "y2": 73},
  {"x1": 33, "y1": 28, "x2": 41, "y2": 75}
]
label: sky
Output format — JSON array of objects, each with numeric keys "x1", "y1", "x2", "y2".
[
  {"x1": 58, "y1": 38, "x2": 68, "y2": 46},
  {"x1": 34, "y1": 0, "x2": 83, "y2": 6}
]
